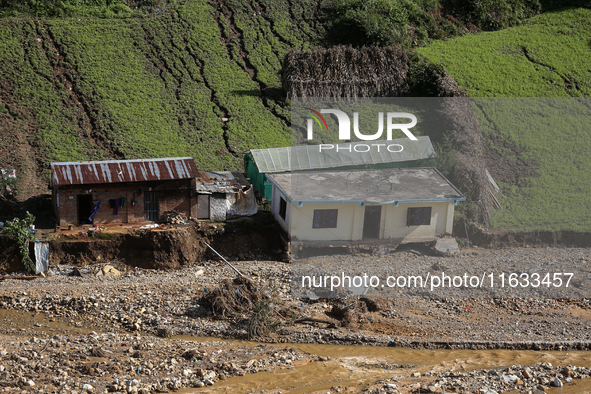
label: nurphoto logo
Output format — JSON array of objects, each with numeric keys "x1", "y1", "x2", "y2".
[{"x1": 304, "y1": 107, "x2": 418, "y2": 153}]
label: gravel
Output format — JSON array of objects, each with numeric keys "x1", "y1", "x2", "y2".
[{"x1": 1, "y1": 246, "x2": 591, "y2": 392}]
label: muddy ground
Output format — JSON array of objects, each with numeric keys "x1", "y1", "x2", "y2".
[
  {"x1": 0, "y1": 214, "x2": 287, "y2": 273},
  {"x1": 1, "y1": 246, "x2": 591, "y2": 392}
]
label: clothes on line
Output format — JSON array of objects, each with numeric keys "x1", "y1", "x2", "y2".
[{"x1": 108, "y1": 197, "x2": 126, "y2": 215}]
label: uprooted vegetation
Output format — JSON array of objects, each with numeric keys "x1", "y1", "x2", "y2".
[{"x1": 201, "y1": 276, "x2": 282, "y2": 339}]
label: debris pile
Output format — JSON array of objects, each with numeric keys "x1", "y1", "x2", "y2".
[
  {"x1": 161, "y1": 210, "x2": 188, "y2": 224},
  {"x1": 203, "y1": 276, "x2": 266, "y2": 318},
  {"x1": 329, "y1": 299, "x2": 369, "y2": 328}
]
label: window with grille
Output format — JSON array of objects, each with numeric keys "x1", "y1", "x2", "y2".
[
  {"x1": 313, "y1": 209, "x2": 338, "y2": 228},
  {"x1": 406, "y1": 207, "x2": 432, "y2": 226}
]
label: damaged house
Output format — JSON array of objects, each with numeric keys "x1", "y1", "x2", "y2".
[
  {"x1": 51, "y1": 157, "x2": 200, "y2": 226},
  {"x1": 194, "y1": 171, "x2": 257, "y2": 221},
  {"x1": 266, "y1": 167, "x2": 465, "y2": 245},
  {"x1": 51, "y1": 158, "x2": 257, "y2": 226}
]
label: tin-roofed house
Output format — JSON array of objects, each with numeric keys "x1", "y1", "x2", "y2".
[
  {"x1": 266, "y1": 167, "x2": 465, "y2": 246},
  {"x1": 51, "y1": 157, "x2": 200, "y2": 226},
  {"x1": 244, "y1": 136, "x2": 436, "y2": 200},
  {"x1": 194, "y1": 171, "x2": 257, "y2": 221}
]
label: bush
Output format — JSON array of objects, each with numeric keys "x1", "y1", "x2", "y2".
[
  {"x1": 3, "y1": 212, "x2": 36, "y2": 273},
  {"x1": 443, "y1": 0, "x2": 590, "y2": 31},
  {"x1": 328, "y1": 0, "x2": 459, "y2": 47},
  {"x1": 330, "y1": 0, "x2": 412, "y2": 46},
  {"x1": 406, "y1": 52, "x2": 445, "y2": 95},
  {"x1": 0, "y1": 176, "x2": 17, "y2": 202}
]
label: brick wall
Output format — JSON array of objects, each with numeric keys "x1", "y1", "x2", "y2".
[{"x1": 54, "y1": 180, "x2": 196, "y2": 226}]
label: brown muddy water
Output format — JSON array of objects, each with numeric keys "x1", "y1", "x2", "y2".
[
  {"x1": 2, "y1": 310, "x2": 591, "y2": 393},
  {"x1": 0, "y1": 308, "x2": 96, "y2": 334},
  {"x1": 172, "y1": 335, "x2": 591, "y2": 394}
]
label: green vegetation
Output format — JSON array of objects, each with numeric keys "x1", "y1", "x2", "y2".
[
  {"x1": 0, "y1": 0, "x2": 179, "y2": 18},
  {"x1": 0, "y1": 0, "x2": 322, "y2": 174},
  {"x1": 327, "y1": 0, "x2": 588, "y2": 47},
  {"x1": 472, "y1": 98, "x2": 591, "y2": 232},
  {"x1": 1, "y1": 0, "x2": 590, "y2": 235},
  {"x1": 419, "y1": 8, "x2": 591, "y2": 97},
  {"x1": 329, "y1": 0, "x2": 458, "y2": 46},
  {"x1": 444, "y1": 0, "x2": 589, "y2": 31},
  {"x1": 420, "y1": 8, "x2": 591, "y2": 231},
  {"x1": 3, "y1": 211, "x2": 36, "y2": 272}
]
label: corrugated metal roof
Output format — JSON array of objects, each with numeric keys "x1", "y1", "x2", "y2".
[
  {"x1": 195, "y1": 171, "x2": 251, "y2": 194},
  {"x1": 250, "y1": 136, "x2": 436, "y2": 173},
  {"x1": 51, "y1": 157, "x2": 199, "y2": 186}
]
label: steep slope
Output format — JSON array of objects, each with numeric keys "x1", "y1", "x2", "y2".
[
  {"x1": 0, "y1": 0, "x2": 327, "y2": 200},
  {"x1": 420, "y1": 8, "x2": 591, "y2": 232}
]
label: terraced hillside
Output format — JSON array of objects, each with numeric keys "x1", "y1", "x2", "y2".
[
  {"x1": 2, "y1": 0, "x2": 591, "y2": 236},
  {"x1": 0, "y1": 0, "x2": 327, "y2": 199},
  {"x1": 420, "y1": 8, "x2": 591, "y2": 232}
]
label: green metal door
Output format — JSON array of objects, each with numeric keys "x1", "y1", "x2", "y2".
[{"x1": 144, "y1": 191, "x2": 159, "y2": 221}]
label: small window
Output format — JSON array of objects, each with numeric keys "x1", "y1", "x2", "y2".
[
  {"x1": 279, "y1": 196, "x2": 287, "y2": 220},
  {"x1": 407, "y1": 207, "x2": 432, "y2": 226},
  {"x1": 313, "y1": 209, "x2": 338, "y2": 228}
]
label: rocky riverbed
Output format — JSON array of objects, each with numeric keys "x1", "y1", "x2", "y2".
[
  {"x1": 1, "y1": 247, "x2": 591, "y2": 348},
  {"x1": 0, "y1": 332, "x2": 315, "y2": 393},
  {"x1": 362, "y1": 363, "x2": 591, "y2": 393},
  {"x1": 1, "y1": 246, "x2": 591, "y2": 392}
]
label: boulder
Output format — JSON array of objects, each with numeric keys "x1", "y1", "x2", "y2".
[{"x1": 431, "y1": 237, "x2": 460, "y2": 256}]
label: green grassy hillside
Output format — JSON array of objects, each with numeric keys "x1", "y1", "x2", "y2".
[
  {"x1": 0, "y1": 0, "x2": 326, "y2": 198},
  {"x1": 1, "y1": 0, "x2": 591, "y2": 235},
  {"x1": 420, "y1": 8, "x2": 591, "y2": 232},
  {"x1": 420, "y1": 8, "x2": 591, "y2": 97}
]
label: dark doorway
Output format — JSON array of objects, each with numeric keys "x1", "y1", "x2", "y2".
[
  {"x1": 77, "y1": 194, "x2": 94, "y2": 224},
  {"x1": 363, "y1": 205, "x2": 382, "y2": 240},
  {"x1": 144, "y1": 191, "x2": 159, "y2": 221}
]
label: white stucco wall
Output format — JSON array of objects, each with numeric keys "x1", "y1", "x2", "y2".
[
  {"x1": 270, "y1": 184, "x2": 290, "y2": 232},
  {"x1": 287, "y1": 200, "x2": 455, "y2": 242}
]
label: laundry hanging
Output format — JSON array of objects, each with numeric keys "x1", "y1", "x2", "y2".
[{"x1": 88, "y1": 200, "x2": 102, "y2": 222}]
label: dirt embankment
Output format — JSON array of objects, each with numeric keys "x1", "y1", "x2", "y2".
[
  {"x1": 0, "y1": 217, "x2": 286, "y2": 273},
  {"x1": 454, "y1": 221, "x2": 591, "y2": 249}
]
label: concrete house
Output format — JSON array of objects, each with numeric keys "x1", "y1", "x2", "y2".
[
  {"x1": 266, "y1": 167, "x2": 464, "y2": 245},
  {"x1": 245, "y1": 136, "x2": 436, "y2": 200},
  {"x1": 51, "y1": 157, "x2": 200, "y2": 226}
]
